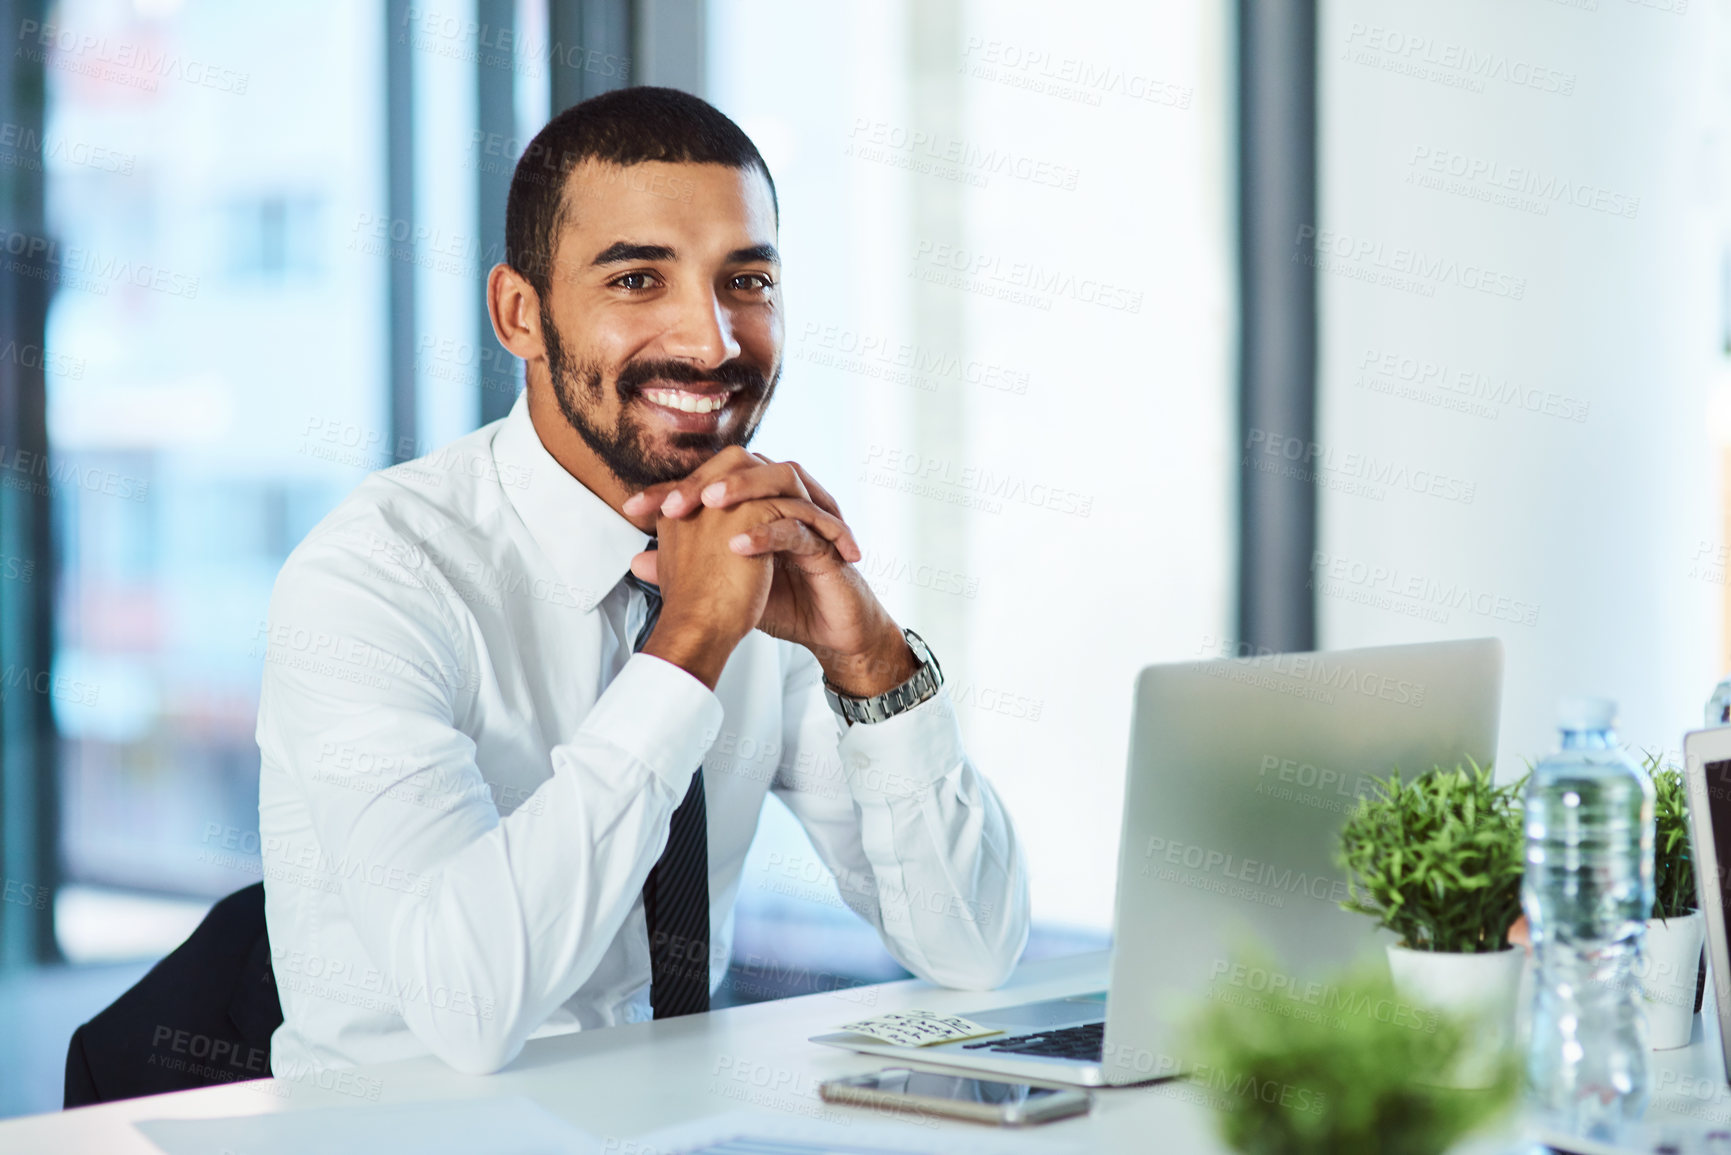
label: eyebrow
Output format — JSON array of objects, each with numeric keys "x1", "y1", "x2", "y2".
[
  {"x1": 727, "y1": 244, "x2": 781, "y2": 266},
  {"x1": 591, "y1": 242, "x2": 676, "y2": 267},
  {"x1": 588, "y1": 241, "x2": 782, "y2": 268}
]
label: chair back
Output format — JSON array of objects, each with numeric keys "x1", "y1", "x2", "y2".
[{"x1": 64, "y1": 882, "x2": 282, "y2": 1108}]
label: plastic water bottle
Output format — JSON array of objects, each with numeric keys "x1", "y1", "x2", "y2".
[
  {"x1": 1523, "y1": 697, "x2": 1655, "y2": 1141},
  {"x1": 1707, "y1": 674, "x2": 1731, "y2": 726}
]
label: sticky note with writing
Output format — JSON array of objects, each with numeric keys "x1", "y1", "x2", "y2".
[{"x1": 839, "y1": 1011, "x2": 1003, "y2": 1048}]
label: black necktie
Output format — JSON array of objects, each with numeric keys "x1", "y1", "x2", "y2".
[{"x1": 625, "y1": 560, "x2": 711, "y2": 1018}]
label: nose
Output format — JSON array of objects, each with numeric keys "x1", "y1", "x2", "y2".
[{"x1": 660, "y1": 284, "x2": 741, "y2": 370}]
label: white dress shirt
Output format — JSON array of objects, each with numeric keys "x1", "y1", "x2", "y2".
[{"x1": 256, "y1": 392, "x2": 1029, "y2": 1076}]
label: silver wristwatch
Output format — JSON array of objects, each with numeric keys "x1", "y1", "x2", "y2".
[{"x1": 823, "y1": 629, "x2": 944, "y2": 725}]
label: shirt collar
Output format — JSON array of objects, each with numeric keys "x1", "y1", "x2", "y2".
[{"x1": 491, "y1": 390, "x2": 649, "y2": 613}]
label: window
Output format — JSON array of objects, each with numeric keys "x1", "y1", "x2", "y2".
[
  {"x1": 36, "y1": 0, "x2": 1234, "y2": 965},
  {"x1": 44, "y1": 0, "x2": 388, "y2": 949},
  {"x1": 708, "y1": 0, "x2": 1233, "y2": 941}
]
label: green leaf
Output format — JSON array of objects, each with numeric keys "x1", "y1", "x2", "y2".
[
  {"x1": 1336, "y1": 761, "x2": 1526, "y2": 953},
  {"x1": 1642, "y1": 753, "x2": 1696, "y2": 922},
  {"x1": 1186, "y1": 948, "x2": 1517, "y2": 1153}
]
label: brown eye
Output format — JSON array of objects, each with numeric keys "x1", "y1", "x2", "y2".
[
  {"x1": 732, "y1": 273, "x2": 773, "y2": 292},
  {"x1": 613, "y1": 271, "x2": 657, "y2": 291}
]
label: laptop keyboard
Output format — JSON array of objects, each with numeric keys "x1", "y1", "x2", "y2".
[{"x1": 959, "y1": 1020, "x2": 1104, "y2": 1061}]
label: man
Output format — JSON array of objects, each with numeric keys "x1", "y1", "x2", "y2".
[{"x1": 257, "y1": 87, "x2": 1029, "y2": 1076}]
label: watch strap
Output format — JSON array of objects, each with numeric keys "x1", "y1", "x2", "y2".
[{"x1": 823, "y1": 629, "x2": 943, "y2": 725}]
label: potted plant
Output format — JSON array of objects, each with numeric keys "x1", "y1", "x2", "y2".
[
  {"x1": 1188, "y1": 953, "x2": 1516, "y2": 1155},
  {"x1": 1640, "y1": 753, "x2": 1702, "y2": 1049},
  {"x1": 1337, "y1": 760, "x2": 1526, "y2": 1086}
]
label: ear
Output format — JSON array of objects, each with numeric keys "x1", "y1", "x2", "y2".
[{"x1": 488, "y1": 263, "x2": 546, "y2": 362}]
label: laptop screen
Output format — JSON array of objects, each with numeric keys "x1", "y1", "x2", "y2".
[{"x1": 1706, "y1": 760, "x2": 1731, "y2": 926}]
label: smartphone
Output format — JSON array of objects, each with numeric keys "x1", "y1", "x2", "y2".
[{"x1": 818, "y1": 1068, "x2": 1093, "y2": 1127}]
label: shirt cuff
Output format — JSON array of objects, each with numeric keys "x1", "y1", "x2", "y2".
[
  {"x1": 576, "y1": 652, "x2": 723, "y2": 796},
  {"x1": 836, "y1": 686, "x2": 965, "y2": 802}
]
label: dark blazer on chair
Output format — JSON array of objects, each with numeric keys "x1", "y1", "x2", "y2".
[{"x1": 63, "y1": 882, "x2": 283, "y2": 1108}]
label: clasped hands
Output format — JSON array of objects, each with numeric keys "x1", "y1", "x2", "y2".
[{"x1": 620, "y1": 447, "x2": 917, "y2": 697}]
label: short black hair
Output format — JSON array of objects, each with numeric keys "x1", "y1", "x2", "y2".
[{"x1": 504, "y1": 86, "x2": 777, "y2": 297}]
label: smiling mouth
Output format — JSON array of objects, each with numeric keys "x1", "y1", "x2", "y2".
[{"x1": 639, "y1": 386, "x2": 731, "y2": 414}]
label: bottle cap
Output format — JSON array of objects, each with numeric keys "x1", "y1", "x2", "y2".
[{"x1": 1557, "y1": 696, "x2": 1617, "y2": 730}]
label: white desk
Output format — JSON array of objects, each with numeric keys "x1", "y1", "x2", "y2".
[{"x1": 3, "y1": 950, "x2": 1727, "y2": 1155}]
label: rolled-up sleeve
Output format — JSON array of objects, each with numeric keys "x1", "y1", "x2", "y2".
[
  {"x1": 769, "y1": 645, "x2": 1030, "y2": 989},
  {"x1": 258, "y1": 538, "x2": 720, "y2": 1074}
]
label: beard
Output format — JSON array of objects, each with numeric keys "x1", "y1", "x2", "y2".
[{"x1": 541, "y1": 300, "x2": 778, "y2": 489}]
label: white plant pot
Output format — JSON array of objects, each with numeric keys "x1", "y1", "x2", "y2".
[
  {"x1": 1386, "y1": 944, "x2": 1525, "y2": 1089},
  {"x1": 1639, "y1": 911, "x2": 1705, "y2": 1050}
]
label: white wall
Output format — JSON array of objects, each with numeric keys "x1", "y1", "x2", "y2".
[{"x1": 1318, "y1": 0, "x2": 1722, "y2": 768}]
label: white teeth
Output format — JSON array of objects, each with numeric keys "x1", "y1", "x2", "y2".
[{"x1": 644, "y1": 388, "x2": 725, "y2": 414}]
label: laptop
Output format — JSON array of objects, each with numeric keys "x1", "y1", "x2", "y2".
[{"x1": 811, "y1": 638, "x2": 1504, "y2": 1086}]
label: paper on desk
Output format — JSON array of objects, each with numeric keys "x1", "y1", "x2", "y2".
[
  {"x1": 134, "y1": 1094, "x2": 599, "y2": 1155},
  {"x1": 625, "y1": 1108, "x2": 1088, "y2": 1154},
  {"x1": 838, "y1": 1010, "x2": 1003, "y2": 1047}
]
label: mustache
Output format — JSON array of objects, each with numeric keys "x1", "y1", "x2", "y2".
[{"x1": 615, "y1": 358, "x2": 770, "y2": 398}]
